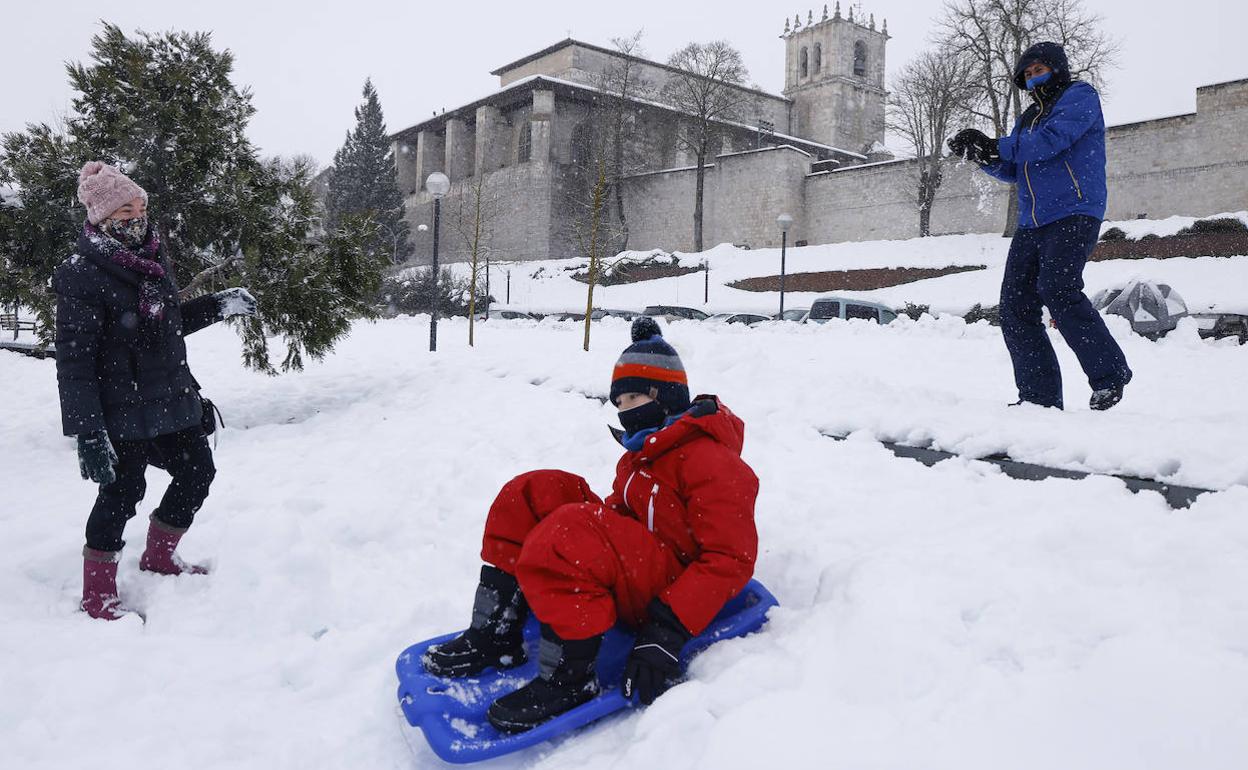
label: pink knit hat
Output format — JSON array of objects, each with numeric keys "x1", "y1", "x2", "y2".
[{"x1": 77, "y1": 161, "x2": 148, "y2": 225}]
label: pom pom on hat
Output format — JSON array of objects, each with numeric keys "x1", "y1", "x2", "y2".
[
  {"x1": 77, "y1": 161, "x2": 147, "y2": 225},
  {"x1": 631, "y1": 315, "x2": 663, "y2": 343}
]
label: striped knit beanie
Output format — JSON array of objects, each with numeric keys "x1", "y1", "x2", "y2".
[{"x1": 610, "y1": 317, "x2": 691, "y2": 413}]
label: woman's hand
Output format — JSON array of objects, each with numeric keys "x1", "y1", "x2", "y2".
[
  {"x1": 77, "y1": 430, "x2": 118, "y2": 485},
  {"x1": 214, "y1": 287, "x2": 258, "y2": 319}
]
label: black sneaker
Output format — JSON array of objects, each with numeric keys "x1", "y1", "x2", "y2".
[
  {"x1": 422, "y1": 565, "x2": 528, "y2": 678},
  {"x1": 487, "y1": 627, "x2": 602, "y2": 733},
  {"x1": 1090, "y1": 384, "x2": 1126, "y2": 411}
]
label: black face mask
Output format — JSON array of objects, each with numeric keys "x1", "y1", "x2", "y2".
[{"x1": 619, "y1": 399, "x2": 667, "y2": 435}]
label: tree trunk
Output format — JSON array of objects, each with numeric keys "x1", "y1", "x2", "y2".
[
  {"x1": 919, "y1": 202, "x2": 932, "y2": 237},
  {"x1": 693, "y1": 148, "x2": 707, "y2": 253}
]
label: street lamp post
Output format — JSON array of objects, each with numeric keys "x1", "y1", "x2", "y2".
[
  {"x1": 777, "y1": 213, "x2": 793, "y2": 316},
  {"x1": 425, "y1": 172, "x2": 450, "y2": 352},
  {"x1": 484, "y1": 255, "x2": 491, "y2": 319},
  {"x1": 703, "y1": 260, "x2": 710, "y2": 304},
  {"x1": 506, "y1": 269, "x2": 511, "y2": 304}
]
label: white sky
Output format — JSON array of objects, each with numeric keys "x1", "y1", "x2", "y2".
[{"x1": 2, "y1": 0, "x2": 1245, "y2": 167}]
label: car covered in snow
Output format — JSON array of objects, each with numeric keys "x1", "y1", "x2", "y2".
[
  {"x1": 474, "y1": 308, "x2": 541, "y2": 321},
  {"x1": 773, "y1": 307, "x2": 809, "y2": 322},
  {"x1": 805, "y1": 296, "x2": 898, "y2": 325},
  {"x1": 642, "y1": 305, "x2": 710, "y2": 321},
  {"x1": 706, "y1": 312, "x2": 771, "y2": 326}
]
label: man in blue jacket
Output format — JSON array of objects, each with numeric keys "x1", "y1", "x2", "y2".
[{"x1": 949, "y1": 41, "x2": 1132, "y2": 411}]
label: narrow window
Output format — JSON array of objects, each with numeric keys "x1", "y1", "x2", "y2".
[
  {"x1": 853, "y1": 41, "x2": 867, "y2": 77},
  {"x1": 800, "y1": 47, "x2": 809, "y2": 78},
  {"x1": 813, "y1": 43, "x2": 823, "y2": 74},
  {"x1": 517, "y1": 122, "x2": 532, "y2": 163}
]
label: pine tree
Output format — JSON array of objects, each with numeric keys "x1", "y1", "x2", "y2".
[
  {"x1": 325, "y1": 80, "x2": 410, "y2": 264},
  {"x1": 0, "y1": 23, "x2": 389, "y2": 371}
]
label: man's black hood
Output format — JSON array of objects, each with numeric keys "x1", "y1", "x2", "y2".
[{"x1": 1013, "y1": 41, "x2": 1071, "y2": 90}]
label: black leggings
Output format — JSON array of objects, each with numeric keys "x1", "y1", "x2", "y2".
[{"x1": 85, "y1": 426, "x2": 217, "y2": 552}]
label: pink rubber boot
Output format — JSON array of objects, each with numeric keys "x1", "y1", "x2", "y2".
[
  {"x1": 82, "y1": 547, "x2": 132, "y2": 620},
  {"x1": 138, "y1": 515, "x2": 209, "y2": 576}
]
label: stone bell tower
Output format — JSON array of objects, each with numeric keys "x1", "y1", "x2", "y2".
[{"x1": 782, "y1": 3, "x2": 889, "y2": 155}]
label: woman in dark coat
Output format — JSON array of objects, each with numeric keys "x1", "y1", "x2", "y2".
[{"x1": 55, "y1": 161, "x2": 257, "y2": 620}]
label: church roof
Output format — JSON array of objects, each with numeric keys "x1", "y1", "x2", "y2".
[
  {"x1": 490, "y1": 38, "x2": 791, "y2": 105},
  {"x1": 390, "y1": 74, "x2": 865, "y2": 161}
]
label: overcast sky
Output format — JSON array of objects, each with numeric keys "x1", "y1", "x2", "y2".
[{"x1": 2, "y1": 0, "x2": 1245, "y2": 167}]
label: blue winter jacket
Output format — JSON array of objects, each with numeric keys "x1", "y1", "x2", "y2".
[{"x1": 982, "y1": 44, "x2": 1108, "y2": 229}]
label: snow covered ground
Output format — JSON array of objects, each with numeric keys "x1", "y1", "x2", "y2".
[
  {"x1": 3, "y1": 313, "x2": 1247, "y2": 769},
  {"x1": 453, "y1": 210, "x2": 1248, "y2": 316}
]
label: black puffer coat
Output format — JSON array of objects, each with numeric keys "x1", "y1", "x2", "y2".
[{"x1": 53, "y1": 227, "x2": 221, "y2": 441}]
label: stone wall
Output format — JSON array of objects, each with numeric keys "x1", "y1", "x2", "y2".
[{"x1": 617, "y1": 78, "x2": 1248, "y2": 251}]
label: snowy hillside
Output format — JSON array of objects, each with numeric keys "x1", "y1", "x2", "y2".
[
  {"x1": 439, "y1": 211, "x2": 1248, "y2": 316},
  {"x1": 3, "y1": 313, "x2": 1246, "y2": 769}
]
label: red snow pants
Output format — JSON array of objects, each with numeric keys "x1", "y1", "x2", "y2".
[{"x1": 480, "y1": 469, "x2": 684, "y2": 640}]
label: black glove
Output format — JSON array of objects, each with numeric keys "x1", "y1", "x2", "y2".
[
  {"x1": 623, "y1": 599, "x2": 692, "y2": 705},
  {"x1": 947, "y1": 128, "x2": 1000, "y2": 164},
  {"x1": 77, "y1": 430, "x2": 118, "y2": 485}
]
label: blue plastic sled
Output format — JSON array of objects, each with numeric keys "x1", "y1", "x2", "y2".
[{"x1": 395, "y1": 579, "x2": 778, "y2": 764}]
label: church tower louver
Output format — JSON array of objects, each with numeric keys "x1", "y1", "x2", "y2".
[{"x1": 782, "y1": 3, "x2": 889, "y2": 155}]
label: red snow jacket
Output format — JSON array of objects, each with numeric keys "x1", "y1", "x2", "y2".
[{"x1": 604, "y1": 397, "x2": 759, "y2": 635}]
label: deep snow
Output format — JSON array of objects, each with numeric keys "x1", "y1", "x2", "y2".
[{"x1": 2, "y1": 312, "x2": 1247, "y2": 770}]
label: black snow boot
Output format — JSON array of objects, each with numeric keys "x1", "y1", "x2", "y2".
[
  {"x1": 1090, "y1": 383, "x2": 1126, "y2": 411},
  {"x1": 422, "y1": 564, "x2": 529, "y2": 677},
  {"x1": 487, "y1": 625, "x2": 603, "y2": 733}
]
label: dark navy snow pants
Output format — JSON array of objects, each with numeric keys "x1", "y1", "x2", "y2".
[{"x1": 1000, "y1": 214, "x2": 1131, "y2": 408}]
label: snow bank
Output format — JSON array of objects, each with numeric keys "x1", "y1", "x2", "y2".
[{"x1": 2, "y1": 315, "x2": 1246, "y2": 769}]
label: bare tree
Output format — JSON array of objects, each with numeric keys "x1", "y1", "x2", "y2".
[
  {"x1": 886, "y1": 48, "x2": 978, "y2": 236},
  {"x1": 449, "y1": 172, "x2": 506, "y2": 346},
  {"x1": 562, "y1": 100, "x2": 623, "y2": 352},
  {"x1": 936, "y1": 0, "x2": 1120, "y2": 234},
  {"x1": 592, "y1": 30, "x2": 651, "y2": 255},
  {"x1": 661, "y1": 41, "x2": 755, "y2": 252}
]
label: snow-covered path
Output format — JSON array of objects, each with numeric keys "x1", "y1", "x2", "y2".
[{"x1": 2, "y1": 316, "x2": 1246, "y2": 769}]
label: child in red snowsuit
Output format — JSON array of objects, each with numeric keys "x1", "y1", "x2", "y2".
[{"x1": 423, "y1": 317, "x2": 760, "y2": 733}]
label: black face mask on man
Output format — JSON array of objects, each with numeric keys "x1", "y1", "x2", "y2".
[
  {"x1": 618, "y1": 399, "x2": 667, "y2": 435},
  {"x1": 100, "y1": 215, "x2": 149, "y2": 250}
]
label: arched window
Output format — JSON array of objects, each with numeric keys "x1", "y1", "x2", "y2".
[
  {"x1": 813, "y1": 43, "x2": 822, "y2": 74},
  {"x1": 853, "y1": 41, "x2": 868, "y2": 77},
  {"x1": 517, "y1": 122, "x2": 532, "y2": 163},
  {"x1": 799, "y1": 47, "x2": 809, "y2": 78}
]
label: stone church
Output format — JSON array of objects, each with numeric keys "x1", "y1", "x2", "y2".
[{"x1": 391, "y1": 4, "x2": 1248, "y2": 264}]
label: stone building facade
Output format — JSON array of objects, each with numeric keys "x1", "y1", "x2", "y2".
[{"x1": 392, "y1": 7, "x2": 1248, "y2": 264}]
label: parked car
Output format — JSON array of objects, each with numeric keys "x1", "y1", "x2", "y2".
[
  {"x1": 707, "y1": 312, "x2": 771, "y2": 326},
  {"x1": 590, "y1": 308, "x2": 639, "y2": 321},
  {"x1": 805, "y1": 296, "x2": 898, "y2": 325},
  {"x1": 475, "y1": 308, "x2": 540, "y2": 321},
  {"x1": 643, "y1": 305, "x2": 710, "y2": 321},
  {"x1": 773, "y1": 307, "x2": 809, "y2": 322}
]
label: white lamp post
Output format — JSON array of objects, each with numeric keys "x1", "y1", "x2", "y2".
[
  {"x1": 425, "y1": 172, "x2": 450, "y2": 352},
  {"x1": 777, "y1": 213, "x2": 794, "y2": 316}
]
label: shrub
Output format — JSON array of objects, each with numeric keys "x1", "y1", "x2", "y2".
[
  {"x1": 1176, "y1": 217, "x2": 1248, "y2": 236},
  {"x1": 1100, "y1": 227, "x2": 1128, "y2": 241},
  {"x1": 899, "y1": 302, "x2": 930, "y2": 321},
  {"x1": 963, "y1": 303, "x2": 1001, "y2": 326}
]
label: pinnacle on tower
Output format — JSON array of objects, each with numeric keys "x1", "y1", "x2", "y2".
[
  {"x1": 784, "y1": 18, "x2": 791, "y2": 34},
  {"x1": 870, "y1": 12, "x2": 875, "y2": 29},
  {"x1": 882, "y1": 18, "x2": 888, "y2": 35},
  {"x1": 794, "y1": 13, "x2": 801, "y2": 28},
  {"x1": 808, "y1": 10, "x2": 814, "y2": 24},
  {"x1": 834, "y1": 1, "x2": 841, "y2": 19},
  {"x1": 823, "y1": 4, "x2": 829, "y2": 20},
  {"x1": 848, "y1": 5, "x2": 854, "y2": 22}
]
